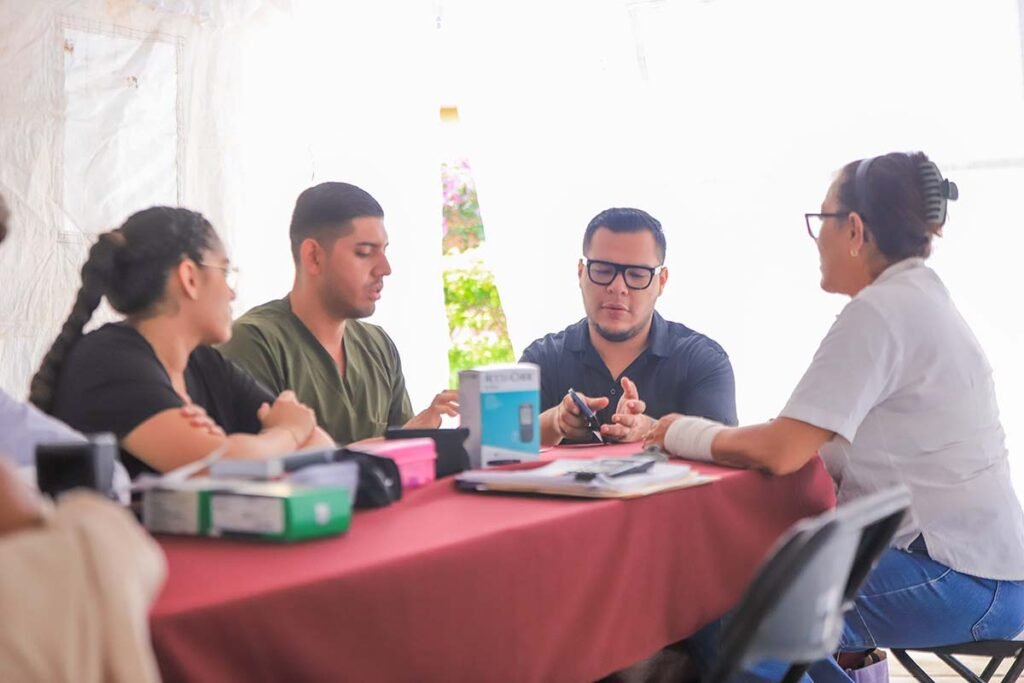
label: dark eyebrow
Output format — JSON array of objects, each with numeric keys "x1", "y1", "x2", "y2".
[{"x1": 589, "y1": 258, "x2": 661, "y2": 270}]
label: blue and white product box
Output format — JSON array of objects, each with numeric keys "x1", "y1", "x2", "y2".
[{"x1": 458, "y1": 363, "x2": 541, "y2": 468}]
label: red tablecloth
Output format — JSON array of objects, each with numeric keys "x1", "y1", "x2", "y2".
[{"x1": 150, "y1": 444, "x2": 835, "y2": 682}]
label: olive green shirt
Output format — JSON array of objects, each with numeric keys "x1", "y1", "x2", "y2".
[{"x1": 219, "y1": 298, "x2": 414, "y2": 445}]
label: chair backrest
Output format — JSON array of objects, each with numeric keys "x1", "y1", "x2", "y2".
[
  {"x1": 833, "y1": 486, "x2": 911, "y2": 607},
  {"x1": 708, "y1": 486, "x2": 911, "y2": 683},
  {"x1": 710, "y1": 511, "x2": 839, "y2": 683}
]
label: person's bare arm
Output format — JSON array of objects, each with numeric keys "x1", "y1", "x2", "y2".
[
  {"x1": 711, "y1": 418, "x2": 834, "y2": 474},
  {"x1": 645, "y1": 415, "x2": 833, "y2": 475},
  {"x1": 121, "y1": 391, "x2": 318, "y2": 473},
  {"x1": 302, "y1": 427, "x2": 336, "y2": 449}
]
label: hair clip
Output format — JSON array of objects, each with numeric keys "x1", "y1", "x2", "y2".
[{"x1": 918, "y1": 160, "x2": 958, "y2": 225}]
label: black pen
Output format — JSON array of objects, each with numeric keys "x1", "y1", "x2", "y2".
[
  {"x1": 567, "y1": 387, "x2": 605, "y2": 443},
  {"x1": 572, "y1": 457, "x2": 657, "y2": 482},
  {"x1": 605, "y1": 458, "x2": 656, "y2": 478}
]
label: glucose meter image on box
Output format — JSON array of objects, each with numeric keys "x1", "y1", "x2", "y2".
[{"x1": 519, "y1": 402, "x2": 534, "y2": 442}]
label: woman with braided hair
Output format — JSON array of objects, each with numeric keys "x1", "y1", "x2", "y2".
[
  {"x1": 30, "y1": 206, "x2": 333, "y2": 478},
  {"x1": 0, "y1": 194, "x2": 166, "y2": 683},
  {"x1": 646, "y1": 152, "x2": 1024, "y2": 678}
]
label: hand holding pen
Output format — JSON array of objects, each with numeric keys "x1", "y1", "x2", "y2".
[{"x1": 555, "y1": 388, "x2": 609, "y2": 443}]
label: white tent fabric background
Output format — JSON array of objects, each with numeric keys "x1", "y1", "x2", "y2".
[
  {"x1": 1, "y1": 0, "x2": 1022, "y2": 488},
  {"x1": 0, "y1": 0, "x2": 450, "y2": 413}
]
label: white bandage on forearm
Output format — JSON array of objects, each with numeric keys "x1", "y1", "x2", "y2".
[{"x1": 663, "y1": 416, "x2": 726, "y2": 462}]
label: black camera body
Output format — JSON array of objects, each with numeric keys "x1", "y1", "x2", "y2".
[{"x1": 35, "y1": 433, "x2": 118, "y2": 500}]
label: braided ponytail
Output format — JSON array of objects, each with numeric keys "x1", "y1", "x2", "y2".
[
  {"x1": 29, "y1": 232, "x2": 123, "y2": 412},
  {"x1": 29, "y1": 206, "x2": 217, "y2": 413}
]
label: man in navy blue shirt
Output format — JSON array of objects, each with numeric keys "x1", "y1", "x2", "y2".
[{"x1": 520, "y1": 207, "x2": 737, "y2": 446}]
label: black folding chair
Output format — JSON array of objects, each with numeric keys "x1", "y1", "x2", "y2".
[
  {"x1": 707, "y1": 486, "x2": 911, "y2": 683},
  {"x1": 891, "y1": 641, "x2": 1024, "y2": 683}
]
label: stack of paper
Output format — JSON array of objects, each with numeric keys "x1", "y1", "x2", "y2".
[{"x1": 455, "y1": 458, "x2": 716, "y2": 498}]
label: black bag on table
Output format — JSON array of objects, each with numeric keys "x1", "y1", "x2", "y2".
[{"x1": 335, "y1": 447, "x2": 403, "y2": 508}]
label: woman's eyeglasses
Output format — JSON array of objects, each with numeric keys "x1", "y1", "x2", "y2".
[
  {"x1": 200, "y1": 262, "x2": 240, "y2": 290},
  {"x1": 804, "y1": 212, "x2": 850, "y2": 241}
]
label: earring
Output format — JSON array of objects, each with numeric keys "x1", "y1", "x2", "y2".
[{"x1": 850, "y1": 249, "x2": 859, "y2": 258}]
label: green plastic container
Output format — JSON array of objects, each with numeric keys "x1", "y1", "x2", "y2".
[{"x1": 144, "y1": 480, "x2": 352, "y2": 542}]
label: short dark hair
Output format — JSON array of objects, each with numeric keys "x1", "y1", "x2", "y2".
[
  {"x1": 837, "y1": 151, "x2": 950, "y2": 262},
  {"x1": 289, "y1": 182, "x2": 384, "y2": 262},
  {"x1": 582, "y1": 207, "x2": 666, "y2": 264}
]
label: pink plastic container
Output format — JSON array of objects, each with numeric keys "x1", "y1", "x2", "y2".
[{"x1": 356, "y1": 438, "x2": 437, "y2": 490}]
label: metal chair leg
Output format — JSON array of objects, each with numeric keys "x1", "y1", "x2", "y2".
[
  {"x1": 1001, "y1": 651, "x2": 1024, "y2": 683},
  {"x1": 980, "y1": 657, "x2": 1004, "y2": 682},
  {"x1": 935, "y1": 653, "x2": 986, "y2": 683},
  {"x1": 891, "y1": 649, "x2": 935, "y2": 683}
]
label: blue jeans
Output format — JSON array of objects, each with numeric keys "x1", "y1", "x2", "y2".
[{"x1": 690, "y1": 546, "x2": 1024, "y2": 682}]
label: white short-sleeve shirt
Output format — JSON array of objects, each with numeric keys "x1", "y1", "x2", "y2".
[{"x1": 781, "y1": 258, "x2": 1024, "y2": 580}]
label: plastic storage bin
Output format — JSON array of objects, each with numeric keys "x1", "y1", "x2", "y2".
[{"x1": 353, "y1": 438, "x2": 437, "y2": 489}]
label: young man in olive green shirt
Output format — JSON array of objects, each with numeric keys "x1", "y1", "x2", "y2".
[{"x1": 219, "y1": 182, "x2": 457, "y2": 445}]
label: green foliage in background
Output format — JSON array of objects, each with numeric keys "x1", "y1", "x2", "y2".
[
  {"x1": 442, "y1": 160, "x2": 485, "y2": 254},
  {"x1": 442, "y1": 160, "x2": 515, "y2": 387}
]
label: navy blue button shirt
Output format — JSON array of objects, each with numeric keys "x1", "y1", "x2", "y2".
[{"x1": 520, "y1": 312, "x2": 738, "y2": 432}]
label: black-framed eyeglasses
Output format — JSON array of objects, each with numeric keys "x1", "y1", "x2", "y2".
[
  {"x1": 583, "y1": 258, "x2": 664, "y2": 290},
  {"x1": 804, "y1": 212, "x2": 850, "y2": 241},
  {"x1": 200, "y1": 261, "x2": 240, "y2": 290}
]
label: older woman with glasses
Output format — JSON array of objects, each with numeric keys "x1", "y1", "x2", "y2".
[{"x1": 647, "y1": 152, "x2": 1024, "y2": 678}]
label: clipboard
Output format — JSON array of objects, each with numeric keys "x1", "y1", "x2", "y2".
[{"x1": 454, "y1": 458, "x2": 717, "y2": 499}]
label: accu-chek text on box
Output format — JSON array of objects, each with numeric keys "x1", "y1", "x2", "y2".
[{"x1": 458, "y1": 363, "x2": 540, "y2": 468}]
